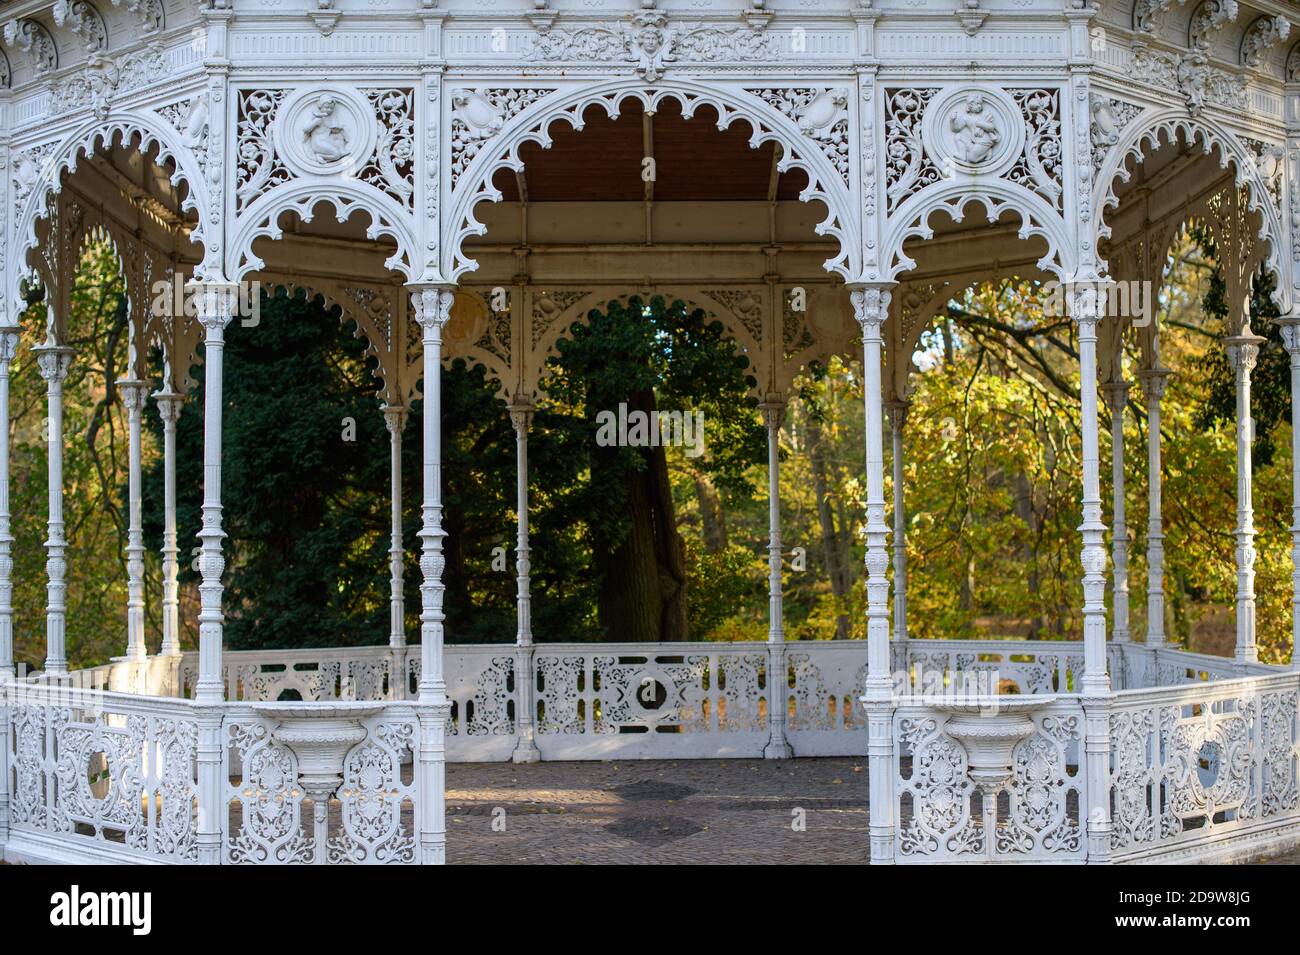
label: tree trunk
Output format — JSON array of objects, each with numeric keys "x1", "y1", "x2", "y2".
[
  {"x1": 593, "y1": 386, "x2": 690, "y2": 642},
  {"x1": 807, "y1": 411, "x2": 851, "y2": 638},
  {"x1": 693, "y1": 470, "x2": 728, "y2": 553}
]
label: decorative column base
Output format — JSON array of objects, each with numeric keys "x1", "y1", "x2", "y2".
[
  {"x1": 763, "y1": 644, "x2": 792, "y2": 759},
  {"x1": 417, "y1": 701, "x2": 451, "y2": 865},
  {"x1": 511, "y1": 645, "x2": 540, "y2": 763}
]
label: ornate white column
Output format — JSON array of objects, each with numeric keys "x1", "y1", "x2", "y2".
[
  {"x1": 1071, "y1": 290, "x2": 1111, "y2": 695},
  {"x1": 0, "y1": 326, "x2": 13, "y2": 848},
  {"x1": 853, "y1": 286, "x2": 896, "y2": 864},
  {"x1": 192, "y1": 282, "x2": 237, "y2": 866},
  {"x1": 509, "y1": 397, "x2": 540, "y2": 762},
  {"x1": 118, "y1": 379, "x2": 149, "y2": 659},
  {"x1": 1102, "y1": 380, "x2": 1130, "y2": 644},
  {"x1": 411, "y1": 285, "x2": 454, "y2": 865},
  {"x1": 885, "y1": 399, "x2": 909, "y2": 644},
  {"x1": 1225, "y1": 328, "x2": 1266, "y2": 665},
  {"x1": 383, "y1": 404, "x2": 408, "y2": 698},
  {"x1": 1071, "y1": 285, "x2": 1114, "y2": 863},
  {"x1": 154, "y1": 390, "x2": 185, "y2": 656},
  {"x1": 1138, "y1": 366, "x2": 1169, "y2": 652},
  {"x1": 33, "y1": 341, "x2": 73, "y2": 676},
  {"x1": 759, "y1": 393, "x2": 791, "y2": 759},
  {"x1": 1279, "y1": 317, "x2": 1300, "y2": 667},
  {"x1": 0, "y1": 327, "x2": 19, "y2": 681}
]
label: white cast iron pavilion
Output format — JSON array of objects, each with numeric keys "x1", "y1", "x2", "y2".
[{"x1": 0, "y1": 0, "x2": 1299, "y2": 866}]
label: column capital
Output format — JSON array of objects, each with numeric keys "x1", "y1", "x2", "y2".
[
  {"x1": 1224, "y1": 328, "x2": 1267, "y2": 372},
  {"x1": 850, "y1": 284, "x2": 893, "y2": 333},
  {"x1": 883, "y1": 397, "x2": 910, "y2": 431},
  {"x1": 1137, "y1": 364, "x2": 1170, "y2": 401},
  {"x1": 758, "y1": 392, "x2": 786, "y2": 430},
  {"x1": 508, "y1": 395, "x2": 534, "y2": 432},
  {"x1": 409, "y1": 284, "x2": 455, "y2": 330},
  {"x1": 116, "y1": 378, "x2": 150, "y2": 412},
  {"x1": 0, "y1": 325, "x2": 20, "y2": 364},
  {"x1": 189, "y1": 281, "x2": 239, "y2": 331},
  {"x1": 1065, "y1": 282, "x2": 1106, "y2": 328},
  {"x1": 382, "y1": 403, "x2": 408, "y2": 434},
  {"x1": 32, "y1": 343, "x2": 73, "y2": 382},
  {"x1": 1101, "y1": 378, "x2": 1129, "y2": 415},
  {"x1": 1274, "y1": 313, "x2": 1300, "y2": 355},
  {"x1": 153, "y1": 389, "x2": 186, "y2": 422}
]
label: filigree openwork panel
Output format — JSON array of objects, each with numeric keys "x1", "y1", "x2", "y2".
[
  {"x1": 1109, "y1": 679, "x2": 1300, "y2": 859},
  {"x1": 328, "y1": 709, "x2": 418, "y2": 865},
  {"x1": 234, "y1": 85, "x2": 417, "y2": 214},
  {"x1": 785, "y1": 644, "x2": 870, "y2": 733},
  {"x1": 6, "y1": 688, "x2": 198, "y2": 862},
  {"x1": 894, "y1": 702, "x2": 1085, "y2": 863},
  {"x1": 206, "y1": 649, "x2": 395, "y2": 702},
  {"x1": 904, "y1": 640, "x2": 1083, "y2": 695},
  {"x1": 446, "y1": 653, "x2": 516, "y2": 738}
]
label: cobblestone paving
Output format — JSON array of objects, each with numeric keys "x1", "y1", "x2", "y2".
[
  {"x1": 446, "y1": 757, "x2": 871, "y2": 864},
  {"x1": 445, "y1": 757, "x2": 1300, "y2": 865}
]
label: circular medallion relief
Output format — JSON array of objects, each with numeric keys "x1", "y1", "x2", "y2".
[
  {"x1": 275, "y1": 88, "x2": 376, "y2": 179},
  {"x1": 922, "y1": 88, "x2": 1024, "y2": 179}
]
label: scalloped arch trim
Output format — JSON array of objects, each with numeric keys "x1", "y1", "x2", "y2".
[{"x1": 445, "y1": 80, "x2": 857, "y2": 285}]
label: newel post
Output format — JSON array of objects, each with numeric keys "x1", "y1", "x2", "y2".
[
  {"x1": 509, "y1": 396, "x2": 541, "y2": 763},
  {"x1": 411, "y1": 285, "x2": 454, "y2": 864},
  {"x1": 1070, "y1": 282, "x2": 1114, "y2": 863},
  {"x1": 760, "y1": 393, "x2": 791, "y2": 759},
  {"x1": 1278, "y1": 315, "x2": 1300, "y2": 667},
  {"x1": 192, "y1": 281, "x2": 238, "y2": 865},
  {"x1": 854, "y1": 286, "x2": 897, "y2": 864},
  {"x1": 0, "y1": 325, "x2": 18, "y2": 849}
]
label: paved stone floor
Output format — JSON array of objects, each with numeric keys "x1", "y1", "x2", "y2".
[
  {"x1": 445, "y1": 757, "x2": 1300, "y2": 864},
  {"x1": 446, "y1": 757, "x2": 871, "y2": 864}
]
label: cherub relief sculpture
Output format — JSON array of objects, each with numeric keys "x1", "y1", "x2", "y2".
[
  {"x1": 302, "y1": 95, "x2": 350, "y2": 162},
  {"x1": 948, "y1": 93, "x2": 1001, "y2": 164}
]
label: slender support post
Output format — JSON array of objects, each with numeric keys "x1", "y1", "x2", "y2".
[
  {"x1": 1138, "y1": 367, "x2": 1169, "y2": 652},
  {"x1": 411, "y1": 286, "x2": 454, "y2": 865},
  {"x1": 119, "y1": 380, "x2": 149, "y2": 659},
  {"x1": 0, "y1": 327, "x2": 19, "y2": 681},
  {"x1": 154, "y1": 391, "x2": 184, "y2": 656},
  {"x1": 509, "y1": 398, "x2": 540, "y2": 762},
  {"x1": 383, "y1": 404, "x2": 408, "y2": 698},
  {"x1": 853, "y1": 287, "x2": 896, "y2": 865},
  {"x1": 760, "y1": 394, "x2": 791, "y2": 759},
  {"x1": 192, "y1": 282, "x2": 238, "y2": 865},
  {"x1": 885, "y1": 399, "x2": 910, "y2": 644},
  {"x1": 33, "y1": 342, "x2": 73, "y2": 676},
  {"x1": 1225, "y1": 328, "x2": 1266, "y2": 666},
  {"x1": 1278, "y1": 317, "x2": 1300, "y2": 667},
  {"x1": 0, "y1": 327, "x2": 20, "y2": 849},
  {"x1": 1102, "y1": 380, "x2": 1130, "y2": 645},
  {"x1": 1071, "y1": 285, "x2": 1113, "y2": 863}
]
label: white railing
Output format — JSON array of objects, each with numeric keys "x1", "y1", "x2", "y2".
[
  {"x1": 5, "y1": 681, "x2": 200, "y2": 864},
  {"x1": 182, "y1": 645, "x2": 400, "y2": 702},
  {"x1": 902, "y1": 638, "x2": 1085, "y2": 695},
  {"x1": 1108, "y1": 671, "x2": 1300, "y2": 862},
  {"x1": 893, "y1": 698, "x2": 1087, "y2": 863},
  {"x1": 6, "y1": 640, "x2": 1298, "y2": 865},
  {"x1": 222, "y1": 703, "x2": 420, "y2": 865}
]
